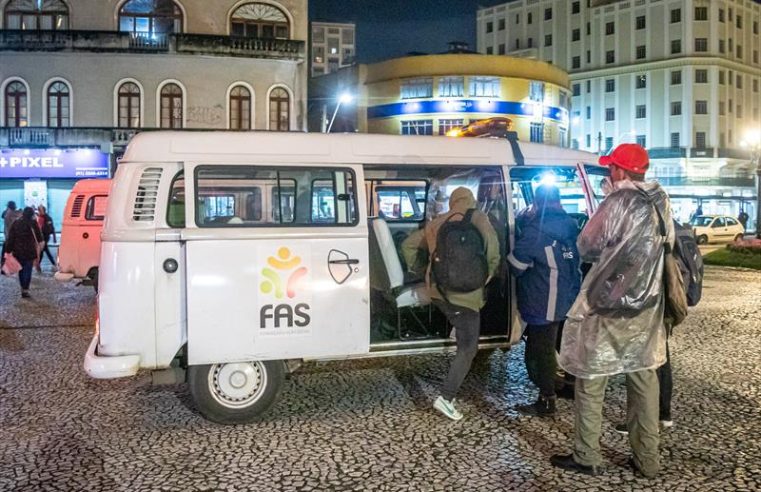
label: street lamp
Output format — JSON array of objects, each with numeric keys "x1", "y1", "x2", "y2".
[
  {"x1": 741, "y1": 128, "x2": 761, "y2": 238},
  {"x1": 326, "y1": 93, "x2": 353, "y2": 133}
]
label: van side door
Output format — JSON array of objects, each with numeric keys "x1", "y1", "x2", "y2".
[{"x1": 181, "y1": 163, "x2": 370, "y2": 365}]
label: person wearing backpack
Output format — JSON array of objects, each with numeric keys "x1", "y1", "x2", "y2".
[
  {"x1": 401, "y1": 187, "x2": 500, "y2": 421},
  {"x1": 551, "y1": 144, "x2": 673, "y2": 478},
  {"x1": 615, "y1": 219, "x2": 703, "y2": 434},
  {"x1": 508, "y1": 185, "x2": 581, "y2": 417}
]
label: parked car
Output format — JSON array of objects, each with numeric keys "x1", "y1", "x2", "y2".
[
  {"x1": 55, "y1": 179, "x2": 111, "y2": 291},
  {"x1": 691, "y1": 215, "x2": 745, "y2": 244}
]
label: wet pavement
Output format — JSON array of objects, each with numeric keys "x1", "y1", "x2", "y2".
[{"x1": 0, "y1": 266, "x2": 760, "y2": 491}]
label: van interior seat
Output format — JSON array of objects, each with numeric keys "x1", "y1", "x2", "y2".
[{"x1": 368, "y1": 217, "x2": 430, "y2": 308}]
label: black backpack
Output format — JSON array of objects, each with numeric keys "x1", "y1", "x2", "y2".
[
  {"x1": 673, "y1": 220, "x2": 704, "y2": 307},
  {"x1": 431, "y1": 209, "x2": 489, "y2": 294}
]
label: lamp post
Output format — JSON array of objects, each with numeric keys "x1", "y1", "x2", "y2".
[
  {"x1": 326, "y1": 93, "x2": 353, "y2": 133},
  {"x1": 742, "y1": 128, "x2": 761, "y2": 238}
]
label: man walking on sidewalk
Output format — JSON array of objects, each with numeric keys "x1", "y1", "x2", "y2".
[{"x1": 551, "y1": 144, "x2": 672, "y2": 478}]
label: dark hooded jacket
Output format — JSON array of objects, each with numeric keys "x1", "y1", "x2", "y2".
[
  {"x1": 6, "y1": 216, "x2": 43, "y2": 261},
  {"x1": 509, "y1": 207, "x2": 581, "y2": 325}
]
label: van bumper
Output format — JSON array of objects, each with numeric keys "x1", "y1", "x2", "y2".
[
  {"x1": 54, "y1": 272, "x2": 75, "y2": 282},
  {"x1": 84, "y1": 334, "x2": 140, "y2": 379}
]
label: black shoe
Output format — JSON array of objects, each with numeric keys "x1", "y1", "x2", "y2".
[
  {"x1": 21, "y1": 291, "x2": 31, "y2": 298},
  {"x1": 517, "y1": 396, "x2": 556, "y2": 417},
  {"x1": 550, "y1": 454, "x2": 602, "y2": 476}
]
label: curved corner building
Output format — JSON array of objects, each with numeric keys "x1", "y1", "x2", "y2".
[{"x1": 359, "y1": 54, "x2": 571, "y2": 146}]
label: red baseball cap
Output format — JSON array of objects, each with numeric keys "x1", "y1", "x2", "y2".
[{"x1": 599, "y1": 143, "x2": 650, "y2": 174}]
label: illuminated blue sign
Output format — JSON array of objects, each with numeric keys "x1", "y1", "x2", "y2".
[
  {"x1": 367, "y1": 99, "x2": 568, "y2": 122},
  {"x1": 0, "y1": 149, "x2": 109, "y2": 179}
]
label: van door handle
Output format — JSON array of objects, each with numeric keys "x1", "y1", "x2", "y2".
[{"x1": 329, "y1": 258, "x2": 360, "y2": 265}]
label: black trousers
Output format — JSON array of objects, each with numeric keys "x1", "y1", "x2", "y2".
[
  {"x1": 434, "y1": 301, "x2": 480, "y2": 401},
  {"x1": 39, "y1": 242, "x2": 55, "y2": 265},
  {"x1": 657, "y1": 340, "x2": 673, "y2": 420},
  {"x1": 524, "y1": 322, "x2": 560, "y2": 398}
]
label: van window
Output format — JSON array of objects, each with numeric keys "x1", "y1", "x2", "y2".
[
  {"x1": 85, "y1": 195, "x2": 108, "y2": 221},
  {"x1": 194, "y1": 166, "x2": 358, "y2": 227},
  {"x1": 366, "y1": 180, "x2": 427, "y2": 221},
  {"x1": 167, "y1": 173, "x2": 186, "y2": 228}
]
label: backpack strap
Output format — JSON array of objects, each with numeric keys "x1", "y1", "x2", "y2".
[{"x1": 463, "y1": 208, "x2": 476, "y2": 224}]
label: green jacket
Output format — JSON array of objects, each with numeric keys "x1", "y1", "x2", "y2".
[{"x1": 401, "y1": 187, "x2": 500, "y2": 312}]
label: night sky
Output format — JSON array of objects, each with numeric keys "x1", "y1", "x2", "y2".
[{"x1": 309, "y1": 0, "x2": 509, "y2": 63}]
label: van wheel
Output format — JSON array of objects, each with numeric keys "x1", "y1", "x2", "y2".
[
  {"x1": 734, "y1": 234, "x2": 744, "y2": 242},
  {"x1": 91, "y1": 268, "x2": 99, "y2": 293},
  {"x1": 697, "y1": 235, "x2": 708, "y2": 245},
  {"x1": 188, "y1": 360, "x2": 285, "y2": 425}
]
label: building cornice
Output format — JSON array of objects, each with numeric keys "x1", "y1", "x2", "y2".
[{"x1": 570, "y1": 56, "x2": 761, "y2": 80}]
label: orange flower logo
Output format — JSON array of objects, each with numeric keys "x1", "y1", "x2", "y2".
[{"x1": 260, "y1": 247, "x2": 308, "y2": 299}]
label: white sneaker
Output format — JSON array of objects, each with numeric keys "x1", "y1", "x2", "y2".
[
  {"x1": 433, "y1": 396, "x2": 463, "y2": 421},
  {"x1": 660, "y1": 419, "x2": 674, "y2": 429}
]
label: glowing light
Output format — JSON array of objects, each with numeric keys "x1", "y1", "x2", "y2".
[
  {"x1": 743, "y1": 128, "x2": 761, "y2": 146},
  {"x1": 338, "y1": 93, "x2": 353, "y2": 105},
  {"x1": 572, "y1": 116, "x2": 581, "y2": 126},
  {"x1": 539, "y1": 173, "x2": 557, "y2": 186},
  {"x1": 446, "y1": 129, "x2": 462, "y2": 137}
]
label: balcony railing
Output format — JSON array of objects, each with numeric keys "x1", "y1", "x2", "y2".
[{"x1": 0, "y1": 30, "x2": 304, "y2": 60}]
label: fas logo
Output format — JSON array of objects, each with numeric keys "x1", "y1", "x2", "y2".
[{"x1": 259, "y1": 247, "x2": 311, "y2": 329}]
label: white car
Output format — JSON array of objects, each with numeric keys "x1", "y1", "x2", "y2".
[{"x1": 691, "y1": 215, "x2": 745, "y2": 244}]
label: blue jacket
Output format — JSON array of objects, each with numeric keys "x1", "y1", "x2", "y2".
[{"x1": 508, "y1": 208, "x2": 581, "y2": 325}]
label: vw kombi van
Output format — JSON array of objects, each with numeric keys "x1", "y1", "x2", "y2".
[
  {"x1": 55, "y1": 179, "x2": 111, "y2": 290},
  {"x1": 84, "y1": 131, "x2": 604, "y2": 424}
]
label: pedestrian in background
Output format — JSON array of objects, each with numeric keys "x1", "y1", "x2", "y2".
[
  {"x1": 508, "y1": 185, "x2": 581, "y2": 417},
  {"x1": 36, "y1": 205, "x2": 57, "y2": 271},
  {"x1": 1, "y1": 201, "x2": 22, "y2": 272},
  {"x1": 5, "y1": 207, "x2": 44, "y2": 298},
  {"x1": 551, "y1": 144, "x2": 672, "y2": 478},
  {"x1": 402, "y1": 187, "x2": 500, "y2": 421}
]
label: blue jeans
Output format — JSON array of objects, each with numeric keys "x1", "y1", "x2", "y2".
[{"x1": 19, "y1": 260, "x2": 33, "y2": 290}]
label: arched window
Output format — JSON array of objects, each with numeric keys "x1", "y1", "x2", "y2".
[
  {"x1": 3, "y1": 0, "x2": 69, "y2": 30},
  {"x1": 5, "y1": 81, "x2": 28, "y2": 127},
  {"x1": 230, "y1": 3, "x2": 289, "y2": 39},
  {"x1": 229, "y1": 85, "x2": 251, "y2": 130},
  {"x1": 47, "y1": 81, "x2": 70, "y2": 127},
  {"x1": 118, "y1": 82, "x2": 141, "y2": 128},
  {"x1": 160, "y1": 83, "x2": 183, "y2": 128},
  {"x1": 119, "y1": 0, "x2": 183, "y2": 35},
  {"x1": 269, "y1": 87, "x2": 289, "y2": 131}
]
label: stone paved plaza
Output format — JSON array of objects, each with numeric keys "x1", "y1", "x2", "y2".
[{"x1": 0, "y1": 266, "x2": 760, "y2": 492}]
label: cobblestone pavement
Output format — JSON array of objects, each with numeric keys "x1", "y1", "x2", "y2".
[{"x1": 0, "y1": 266, "x2": 760, "y2": 491}]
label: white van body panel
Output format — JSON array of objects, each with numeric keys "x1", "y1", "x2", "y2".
[{"x1": 90, "y1": 131, "x2": 601, "y2": 376}]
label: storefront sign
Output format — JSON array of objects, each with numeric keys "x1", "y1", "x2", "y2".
[{"x1": 0, "y1": 149, "x2": 109, "y2": 179}]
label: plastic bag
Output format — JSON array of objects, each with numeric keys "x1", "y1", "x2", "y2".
[{"x1": 2, "y1": 253, "x2": 22, "y2": 276}]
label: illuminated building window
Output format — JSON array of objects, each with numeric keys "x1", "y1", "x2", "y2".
[
  {"x1": 530, "y1": 122, "x2": 544, "y2": 143},
  {"x1": 4, "y1": 0, "x2": 68, "y2": 30},
  {"x1": 401, "y1": 78, "x2": 433, "y2": 99},
  {"x1": 438, "y1": 77, "x2": 464, "y2": 97},
  {"x1": 529, "y1": 81, "x2": 544, "y2": 102},
  {"x1": 47, "y1": 81, "x2": 70, "y2": 127},
  {"x1": 401, "y1": 120, "x2": 433, "y2": 135},
  {"x1": 119, "y1": 0, "x2": 183, "y2": 35},
  {"x1": 230, "y1": 2, "x2": 290, "y2": 39},
  {"x1": 438, "y1": 119, "x2": 464, "y2": 135},
  {"x1": 118, "y1": 82, "x2": 141, "y2": 128},
  {"x1": 469, "y1": 77, "x2": 500, "y2": 98},
  {"x1": 4, "y1": 81, "x2": 28, "y2": 127}
]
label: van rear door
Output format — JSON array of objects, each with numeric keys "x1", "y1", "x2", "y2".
[{"x1": 181, "y1": 163, "x2": 370, "y2": 365}]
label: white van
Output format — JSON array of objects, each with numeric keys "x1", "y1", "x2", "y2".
[{"x1": 84, "y1": 131, "x2": 605, "y2": 424}]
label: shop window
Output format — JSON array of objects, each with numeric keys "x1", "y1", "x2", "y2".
[
  {"x1": 401, "y1": 120, "x2": 433, "y2": 135},
  {"x1": 119, "y1": 0, "x2": 183, "y2": 36},
  {"x1": 46, "y1": 81, "x2": 70, "y2": 127},
  {"x1": 529, "y1": 81, "x2": 544, "y2": 102},
  {"x1": 438, "y1": 77, "x2": 464, "y2": 98},
  {"x1": 118, "y1": 82, "x2": 141, "y2": 128},
  {"x1": 229, "y1": 85, "x2": 251, "y2": 130},
  {"x1": 269, "y1": 87, "x2": 290, "y2": 131},
  {"x1": 438, "y1": 119, "x2": 464, "y2": 136},
  {"x1": 3, "y1": 0, "x2": 68, "y2": 30},
  {"x1": 4, "y1": 81, "x2": 28, "y2": 127},
  {"x1": 160, "y1": 83, "x2": 183, "y2": 129},
  {"x1": 230, "y1": 2, "x2": 290, "y2": 39},
  {"x1": 469, "y1": 77, "x2": 500, "y2": 98}
]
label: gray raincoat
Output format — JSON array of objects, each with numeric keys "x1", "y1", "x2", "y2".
[{"x1": 558, "y1": 179, "x2": 673, "y2": 379}]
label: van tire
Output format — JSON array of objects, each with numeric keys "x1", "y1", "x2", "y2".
[
  {"x1": 188, "y1": 360, "x2": 285, "y2": 425},
  {"x1": 90, "y1": 268, "x2": 99, "y2": 293}
]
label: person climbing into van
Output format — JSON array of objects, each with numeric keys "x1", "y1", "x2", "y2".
[
  {"x1": 508, "y1": 185, "x2": 581, "y2": 417},
  {"x1": 401, "y1": 186, "x2": 500, "y2": 421},
  {"x1": 36, "y1": 205, "x2": 57, "y2": 271},
  {"x1": 1, "y1": 201, "x2": 22, "y2": 273},
  {"x1": 5, "y1": 207, "x2": 44, "y2": 298},
  {"x1": 551, "y1": 143, "x2": 672, "y2": 478}
]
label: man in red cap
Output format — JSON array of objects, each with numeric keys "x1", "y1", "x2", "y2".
[{"x1": 550, "y1": 143, "x2": 673, "y2": 478}]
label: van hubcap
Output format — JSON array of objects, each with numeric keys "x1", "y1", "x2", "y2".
[{"x1": 208, "y1": 362, "x2": 267, "y2": 409}]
